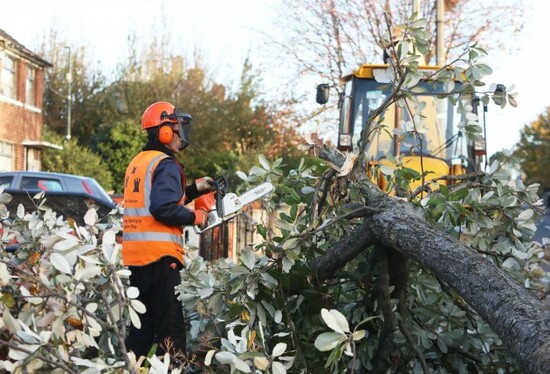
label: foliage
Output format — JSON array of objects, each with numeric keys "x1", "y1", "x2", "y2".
[
  {"x1": 514, "y1": 107, "x2": 550, "y2": 194},
  {"x1": 38, "y1": 29, "x2": 107, "y2": 143},
  {"x1": 41, "y1": 128, "x2": 114, "y2": 192},
  {"x1": 0, "y1": 151, "x2": 547, "y2": 373},
  {"x1": 180, "y1": 60, "x2": 305, "y2": 186},
  {"x1": 94, "y1": 120, "x2": 147, "y2": 193},
  {"x1": 40, "y1": 31, "x2": 304, "y2": 190},
  {"x1": 0, "y1": 193, "x2": 142, "y2": 373},
  {"x1": 176, "y1": 151, "x2": 548, "y2": 373}
]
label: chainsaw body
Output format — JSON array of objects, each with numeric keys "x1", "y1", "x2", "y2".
[{"x1": 193, "y1": 176, "x2": 274, "y2": 234}]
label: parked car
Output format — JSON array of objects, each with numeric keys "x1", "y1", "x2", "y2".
[{"x1": 0, "y1": 171, "x2": 116, "y2": 224}]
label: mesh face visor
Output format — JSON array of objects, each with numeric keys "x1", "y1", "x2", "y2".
[{"x1": 175, "y1": 110, "x2": 192, "y2": 150}]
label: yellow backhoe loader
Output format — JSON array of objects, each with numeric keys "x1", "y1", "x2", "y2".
[{"x1": 316, "y1": 63, "x2": 500, "y2": 193}]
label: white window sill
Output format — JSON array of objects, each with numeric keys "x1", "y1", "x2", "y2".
[{"x1": 0, "y1": 96, "x2": 41, "y2": 113}]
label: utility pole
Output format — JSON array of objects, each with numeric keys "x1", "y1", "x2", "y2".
[
  {"x1": 65, "y1": 46, "x2": 72, "y2": 141},
  {"x1": 436, "y1": 0, "x2": 445, "y2": 66},
  {"x1": 412, "y1": 0, "x2": 420, "y2": 16}
]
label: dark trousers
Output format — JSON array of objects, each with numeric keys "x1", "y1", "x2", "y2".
[{"x1": 125, "y1": 256, "x2": 186, "y2": 357}]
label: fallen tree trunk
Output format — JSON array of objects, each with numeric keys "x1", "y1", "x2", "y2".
[
  {"x1": 312, "y1": 146, "x2": 550, "y2": 373},
  {"x1": 365, "y1": 189, "x2": 550, "y2": 374}
]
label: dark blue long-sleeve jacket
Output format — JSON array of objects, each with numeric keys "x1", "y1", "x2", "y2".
[{"x1": 143, "y1": 141, "x2": 201, "y2": 226}]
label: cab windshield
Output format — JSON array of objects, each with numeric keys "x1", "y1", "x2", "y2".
[{"x1": 340, "y1": 77, "x2": 464, "y2": 163}]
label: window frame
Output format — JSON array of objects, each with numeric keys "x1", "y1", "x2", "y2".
[
  {"x1": 0, "y1": 141, "x2": 14, "y2": 171},
  {"x1": 26, "y1": 65, "x2": 36, "y2": 106}
]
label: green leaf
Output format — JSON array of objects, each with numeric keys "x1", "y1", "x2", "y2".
[
  {"x1": 351, "y1": 330, "x2": 366, "y2": 341},
  {"x1": 439, "y1": 184, "x2": 450, "y2": 198},
  {"x1": 256, "y1": 224, "x2": 267, "y2": 239},
  {"x1": 215, "y1": 351, "x2": 237, "y2": 364},
  {"x1": 240, "y1": 248, "x2": 256, "y2": 270},
  {"x1": 128, "y1": 307, "x2": 142, "y2": 329},
  {"x1": 282, "y1": 257, "x2": 294, "y2": 273},
  {"x1": 436, "y1": 337, "x2": 448, "y2": 353},
  {"x1": 449, "y1": 188, "x2": 468, "y2": 201},
  {"x1": 282, "y1": 237, "x2": 300, "y2": 250},
  {"x1": 233, "y1": 357, "x2": 251, "y2": 373},
  {"x1": 272, "y1": 342, "x2": 287, "y2": 357},
  {"x1": 321, "y1": 308, "x2": 350, "y2": 334},
  {"x1": 379, "y1": 164, "x2": 394, "y2": 176},
  {"x1": 198, "y1": 287, "x2": 214, "y2": 299},
  {"x1": 280, "y1": 212, "x2": 294, "y2": 223},
  {"x1": 236, "y1": 171, "x2": 248, "y2": 181},
  {"x1": 432, "y1": 202, "x2": 447, "y2": 219},
  {"x1": 204, "y1": 349, "x2": 216, "y2": 366},
  {"x1": 272, "y1": 361, "x2": 287, "y2": 374},
  {"x1": 50, "y1": 253, "x2": 72, "y2": 274},
  {"x1": 427, "y1": 196, "x2": 445, "y2": 207},
  {"x1": 314, "y1": 332, "x2": 344, "y2": 351},
  {"x1": 517, "y1": 208, "x2": 533, "y2": 221},
  {"x1": 258, "y1": 154, "x2": 270, "y2": 170}
]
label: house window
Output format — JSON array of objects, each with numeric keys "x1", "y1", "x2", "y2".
[
  {"x1": 1, "y1": 56, "x2": 16, "y2": 99},
  {"x1": 26, "y1": 66, "x2": 36, "y2": 106},
  {"x1": 0, "y1": 141, "x2": 13, "y2": 171}
]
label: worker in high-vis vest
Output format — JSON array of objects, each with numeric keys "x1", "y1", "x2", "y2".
[{"x1": 122, "y1": 101, "x2": 215, "y2": 358}]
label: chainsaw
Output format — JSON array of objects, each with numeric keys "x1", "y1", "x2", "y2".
[{"x1": 193, "y1": 176, "x2": 274, "y2": 233}]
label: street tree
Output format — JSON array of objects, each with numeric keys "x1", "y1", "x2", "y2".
[
  {"x1": 41, "y1": 127, "x2": 114, "y2": 191},
  {"x1": 37, "y1": 26, "x2": 304, "y2": 191},
  {"x1": 514, "y1": 107, "x2": 550, "y2": 194},
  {"x1": 38, "y1": 29, "x2": 107, "y2": 143},
  {"x1": 94, "y1": 120, "x2": 146, "y2": 193},
  {"x1": 96, "y1": 53, "x2": 304, "y2": 190},
  {"x1": 274, "y1": 0, "x2": 524, "y2": 93}
]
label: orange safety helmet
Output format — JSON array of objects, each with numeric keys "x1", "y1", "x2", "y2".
[
  {"x1": 141, "y1": 101, "x2": 193, "y2": 150},
  {"x1": 141, "y1": 101, "x2": 178, "y2": 129}
]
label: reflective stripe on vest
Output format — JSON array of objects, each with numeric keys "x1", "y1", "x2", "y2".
[{"x1": 122, "y1": 151, "x2": 186, "y2": 266}]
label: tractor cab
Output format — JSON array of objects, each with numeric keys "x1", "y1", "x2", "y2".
[{"x1": 317, "y1": 64, "x2": 488, "y2": 190}]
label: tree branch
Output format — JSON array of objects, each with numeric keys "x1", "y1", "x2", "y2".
[
  {"x1": 316, "y1": 145, "x2": 550, "y2": 373},
  {"x1": 311, "y1": 219, "x2": 374, "y2": 283}
]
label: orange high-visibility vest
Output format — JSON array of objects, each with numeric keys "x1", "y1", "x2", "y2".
[{"x1": 122, "y1": 150, "x2": 186, "y2": 266}]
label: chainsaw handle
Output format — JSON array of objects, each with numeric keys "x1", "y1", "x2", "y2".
[
  {"x1": 214, "y1": 175, "x2": 228, "y2": 191},
  {"x1": 214, "y1": 175, "x2": 227, "y2": 218}
]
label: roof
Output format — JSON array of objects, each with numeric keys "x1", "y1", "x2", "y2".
[
  {"x1": 0, "y1": 170, "x2": 91, "y2": 180},
  {"x1": 342, "y1": 64, "x2": 441, "y2": 81},
  {"x1": 0, "y1": 28, "x2": 52, "y2": 67}
]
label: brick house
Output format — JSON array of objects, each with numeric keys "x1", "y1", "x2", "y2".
[{"x1": 0, "y1": 29, "x2": 58, "y2": 172}]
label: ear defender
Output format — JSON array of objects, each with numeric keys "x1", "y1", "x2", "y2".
[{"x1": 158, "y1": 125, "x2": 174, "y2": 144}]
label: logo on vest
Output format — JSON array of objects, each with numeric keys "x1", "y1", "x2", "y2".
[{"x1": 133, "y1": 178, "x2": 141, "y2": 193}]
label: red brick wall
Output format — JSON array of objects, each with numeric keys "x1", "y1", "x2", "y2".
[
  {"x1": 35, "y1": 68, "x2": 44, "y2": 111},
  {"x1": 15, "y1": 59, "x2": 25, "y2": 102},
  {"x1": 0, "y1": 57, "x2": 45, "y2": 171}
]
